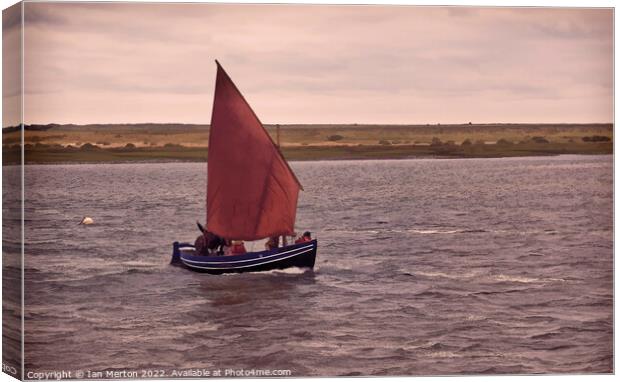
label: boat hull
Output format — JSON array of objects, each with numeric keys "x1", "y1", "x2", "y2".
[{"x1": 171, "y1": 240, "x2": 317, "y2": 275}]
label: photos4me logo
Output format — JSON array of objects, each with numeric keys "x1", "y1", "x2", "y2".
[{"x1": 2, "y1": 362, "x2": 18, "y2": 376}]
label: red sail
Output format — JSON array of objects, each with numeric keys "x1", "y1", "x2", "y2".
[{"x1": 206, "y1": 62, "x2": 302, "y2": 241}]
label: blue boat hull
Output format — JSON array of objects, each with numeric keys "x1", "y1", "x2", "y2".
[{"x1": 170, "y1": 240, "x2": 317, "y2": 274}]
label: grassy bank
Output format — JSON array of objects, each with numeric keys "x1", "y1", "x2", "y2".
[
  {"x1": 2, "y1": 141, "x2": 613, "y2": 165},
  {"x1": 1, "y1": 123, "x2": 613, "y2": 164}
]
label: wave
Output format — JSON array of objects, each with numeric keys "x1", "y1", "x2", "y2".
[
  {"x1": 415, "y1": 270, "x2": 483, "y2": 280},
  {"x1": 321, "y1": 227, "x2": 564, "y2": 237},
  {"x1": 413, "y1": 271, "x2": 567, "y2": 286},
  {"x1": 492, "y1": 274, "x2": 567, "y2": 284},
  {"x1": 426, "y1": 351, "x2": 461, "y2": 358},
  {"x1": 464, "y1": 314, "x2": 487, "y2": 322},
  {"x1": 406, "y1": 228, "x2": 567, "y2": 236},
  {"x1": 173, "y1": 322, "x2": 221, "y2": 333},
  {"x1": 413, "y1": 289, "x2": 461, "y2": 299},
  {"x1": 214, "y1": 266, "x2": 314, "y2": 277},
  {"x1": 324, "y1": 227, "x2": 490, "y2": 235},
  {"x1": 409, "y1": 229, "x2": 461, "y2": 234},
  {"x1": 39, "y1": 263, "x2": 166, "y2": 283},
  {"x1": 253, "y1": 267, "x2": 313, "y2": 275},
  {"x1": 407, "y1": 228, "x2": 488, "y2": 235}
]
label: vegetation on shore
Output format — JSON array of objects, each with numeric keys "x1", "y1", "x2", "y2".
[{"x1": 2, "y1": 123, "x2": 613, "y2": 164}]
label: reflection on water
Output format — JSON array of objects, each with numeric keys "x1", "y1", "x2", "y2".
[{"x1": 8, "y1": 155, "x2": 612, "y2": 375}]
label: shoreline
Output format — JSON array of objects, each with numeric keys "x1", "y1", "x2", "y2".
[
  {"x1": 3, "y1": 123, "x2": 613, "y2": 165},
  {"x1": 2, "y1": 142, "x2": 613, "y2": 165}
]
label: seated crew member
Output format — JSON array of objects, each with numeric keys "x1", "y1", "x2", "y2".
[
  {"x1": 194, "y1": 222, "x2": 224, "y2": 256},
  {"x1": 194, "y1": 234, "x2": 209, "y2": 256},
  {"x1": 229, "y1": 240, "x2": 247, "y2": 255},
  {"x1": 221, "y1": 238, "x2": 232, "y2": 256},
  {"x1": 295, "y1": 231, "x2": 312, "y2": 244},
  {"x1": 265, "y1": 236, "x2": 279, "y2": 250}
]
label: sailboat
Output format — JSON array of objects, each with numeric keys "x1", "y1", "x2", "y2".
[{"x1": 170, "y1": 61, "x2": 318, "y2": 274}]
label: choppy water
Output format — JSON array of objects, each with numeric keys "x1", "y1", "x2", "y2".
[{"x1": 3, "y1": 155, "x2": 613, "y2": 376}]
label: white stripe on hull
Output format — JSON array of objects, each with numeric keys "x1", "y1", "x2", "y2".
[
  {"x1": 181, "y1": 243, "x2": 315, "y2": 265},
  {"x1": 181, "y1": 247, "x2": 315, "y2": 270}
]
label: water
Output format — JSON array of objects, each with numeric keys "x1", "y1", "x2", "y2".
[{"x1": 3, "y1": 155, "x2": 613, "y2": 376}]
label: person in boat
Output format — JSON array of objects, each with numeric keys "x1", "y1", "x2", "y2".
[
  {"x1": 265, "y1": 236, "x2": 279, "y2": 250},
  {"x1": 226, "y1": 240, "x2": 247, "y2": 256},
  {"x1": 219, "y1": 238, "x2": 231, "y2": 255},
  {"x1": 194, "y1": 222, "x2": 225, "y2": 256},
  {"x1": 295, "y1": 231, "x2": 312, "y2": 244},
  {"x1": 194, "y1": 234, "x2": 208, "y2": 256}
]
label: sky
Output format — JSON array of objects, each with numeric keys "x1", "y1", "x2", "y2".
[{"x1": 2, "y1": 2, "x2": 614, "y2": 126}]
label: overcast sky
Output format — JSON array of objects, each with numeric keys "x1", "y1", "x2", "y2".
[{"x1": 2, "y1": 2, "x2": 613, "y2": 126}]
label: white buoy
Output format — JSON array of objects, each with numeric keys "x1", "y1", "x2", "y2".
[{"x1": 79, "y1": 216, "x2": 94, "y2": 225}]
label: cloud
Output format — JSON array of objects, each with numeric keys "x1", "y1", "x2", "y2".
[{"x1": 7, "y1": 3, "x2": 613, "y2": 126}]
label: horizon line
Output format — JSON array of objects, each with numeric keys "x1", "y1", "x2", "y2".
[{"x1": 3, "y1": 121, "x2": 615, "y2": 129}]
